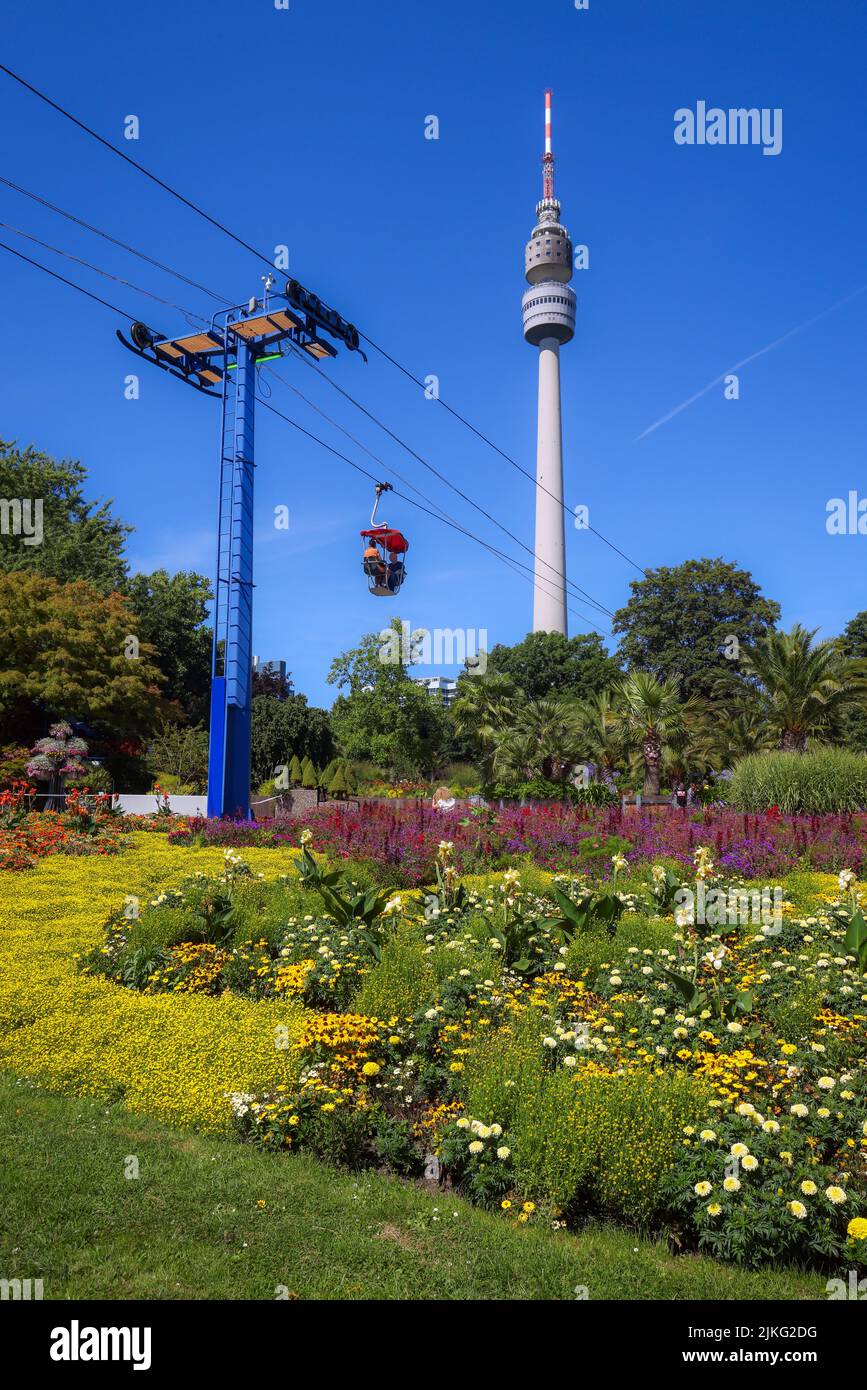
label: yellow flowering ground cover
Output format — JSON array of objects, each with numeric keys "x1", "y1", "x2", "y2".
[{"x1": 0, "y1": 836, "x2": 306, "y2": 1130}]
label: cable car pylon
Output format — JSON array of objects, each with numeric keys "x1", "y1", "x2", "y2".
[{"x1": 118, "y1": 278, "x2": 364, "y2": 818}]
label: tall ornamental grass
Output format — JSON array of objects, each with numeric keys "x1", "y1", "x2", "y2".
[{"x1": 730, "y1": 748, "x2": 867, "y2": 815}]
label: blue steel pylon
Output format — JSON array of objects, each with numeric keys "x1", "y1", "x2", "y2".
[
  {"x1": 116, "y1": 279, "x2": 364, "y2": 820},
  {"x1": 207, "y1": 339, "x2": 256, "y2": 818}
]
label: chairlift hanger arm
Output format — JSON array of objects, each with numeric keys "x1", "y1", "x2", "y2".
[{"x1": 115, "y1": 327, "x2": 221, "y2": 398}]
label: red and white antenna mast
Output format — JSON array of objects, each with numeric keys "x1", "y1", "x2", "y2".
[{"x1": 542, "y1": 88, "x2": 555, "y2": 200}]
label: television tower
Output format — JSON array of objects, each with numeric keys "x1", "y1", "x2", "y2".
[{"x1": 522, "y1": 89, "x2": 576, "y2": 635}]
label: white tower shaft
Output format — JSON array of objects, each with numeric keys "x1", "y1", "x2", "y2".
[{"x1": 533, "y1": 338, "x2": 567, "y2": 632}]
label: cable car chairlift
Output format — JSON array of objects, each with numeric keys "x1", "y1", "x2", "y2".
[{"x1": 360, "y1": 483, "x2": 408, "y2": 596}]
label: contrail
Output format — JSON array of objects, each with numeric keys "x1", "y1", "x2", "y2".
[{"x1": 635, "y1": 282, "x2": 867, "y2": 441}]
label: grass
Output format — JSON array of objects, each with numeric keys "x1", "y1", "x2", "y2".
[{"x1": 0, "y1": 1074, "x2": 826, "y2": 1301}]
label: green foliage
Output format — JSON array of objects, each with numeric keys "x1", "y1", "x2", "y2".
[
  {"x1": 517, "y1": 1069, "x2": 706, "y2": 1224},
  {"x1": 327, "y1": 620, "x2": 450, "y2": 778},
  {"x1": 730, "y1": 747, "x2": 867, "y2": 813},
  {"x1": 146, "y1": 721, "x2": 209, "y2": 793},
  {"x1": 0, "y1": 439, "x2": 130, "y2": 592},
  {"x1": 123, "y1": 570, "x2": 213, "y2": 725},
  {"x1": 767, "y1": 977, "x2": 826, "y2": 1044},
  {"x1": 741, "y1": 624, "x2": 867, "y2": 751},
  {"x1": 613, "y1": 558, "x2": 780, "y2": 701},
  {"x1": 301, "y1": 757, "x2": 318, "y2": 789},
  {"x1": 549, "y1": 884, "x2": 627, "y2": 941},
  {"x1": 486, "y1": 630, "x2": 621, "y2": 701},
  {"x1": 250, "y1": 694, "x2": 333, "y2": 789},
  {"x1": 0, "y1": 573, "x2": 169, "y2": 741},
  {"x1": 353, "y1": 930, "x2": 436, "y2": 1019}
]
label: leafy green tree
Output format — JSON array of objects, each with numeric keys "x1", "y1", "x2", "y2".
[
  {"x1": 145, "y1": 720, "x2": 210, "y2": 792},
  {"x1": 250, "y1": 693, "x2": 333, "y2": 788},
  {"x1": 612, "y1": 558, "x2": 780, "y2": 700},
  {"x1": 611, "y1": 671, "x2": 691, "y2": 796},
  {"x1": 327, "y1": 620, "x2": 450, "y2": 778},
  {"x1": 301, "y1": 756, "x2": 317, "y2": 789},
  {"x1": 124, "y1": 570, "x2": 213, "y2": 725},
  {"x1": 0, "y1": 573, "x2": 167, "y2": 740},
  {"x1": 741, "y1": 625, "x2": 867, "y2": 752},
  {"x1": 289, "y1": 753, "x2": 304, "y2": 785},
  {"x1": 0, "y1": 440, "x2": 130, "y2": 592},
  {"x1": 487, "y1": 630, "x2": 621, "y2": 700}
]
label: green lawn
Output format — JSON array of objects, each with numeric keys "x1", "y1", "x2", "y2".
[{"x1": 0, "y1": 1074, "x2": 826, "y2": 1301}]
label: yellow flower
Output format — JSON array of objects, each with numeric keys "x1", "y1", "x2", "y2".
[
  {"x1": 694, "y1": 1181, "x2": 713, "y2": 1197},
  {"x1": 523, "y1": 1201, "x2": 536, "y2": 1213},
  {"x1": 723, "y1": 1177, "x2": 741, "y2": 1193},
  {"x1": 826, "y1": 1186, "x2": 847, "y2": 1204},
  {"x1": 800, "y1": 1180, "x2": 818, "y2": 1196},
  {"x1": 847, "y1": 1217, "x2": 867, "y2": 1241},
  {"x1": 361, "y1": 1061, "x2": 381, "y2": 1077},
  {"x1": 501, "y1": 1200, "x2": 512, "y2": 1210},
  {"x1": 788, "y1": 1201, "x2": 808, "y2": 1220}
]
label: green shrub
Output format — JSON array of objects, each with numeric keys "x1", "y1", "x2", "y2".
[
  {"x1": 464, "y1": 1019, "x2": 706, "y2": 1223},
  {"x1": 462, "y1": 1013, "x2": 547, "y2": 1133},
  {"x1": 301, "y1": 757, "x2": 318, "y2": 790},
  {"x1": 288, "y1": 754, "x2": 303, "y2": 785},
  {"x1": 352, "y1": 930, "x2": 436, "y2": 1020},
  {"x1": 511, "y1": 1069, "x2": 707, "y2": 1224},
  {"x1": 565, "y1": 913, "x2": 676, "y2": 983},
  {"x1": 730, "y1": 747, "x2": 867, "y2": 814}
]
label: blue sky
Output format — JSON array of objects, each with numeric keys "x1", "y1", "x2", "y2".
[{"x1": 1, "y1": 0, "x2": 865, "y2": 707}]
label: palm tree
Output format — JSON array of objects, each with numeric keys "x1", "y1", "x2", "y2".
[
  {"x1": 611, "y1": 671, "x2": 689, "y2": 796},
  {"x1": 687, "y1": 700, "x2": 775, "y2": 771},
  {"x1": 741, "y1": 625, "x2": 867, "y2": 752},
  {"x1": 491, "y1": 696, "x2": 583, "y2": 787},
  {"x1": 451, "y1": 672, "x2": 518, "y2": 780},
  {"x1": 573, "y1": 689, "x2": 626, "y2": 782}
]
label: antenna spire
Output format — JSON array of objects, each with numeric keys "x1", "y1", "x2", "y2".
[{"x1": 543, "y1": 88, "x2": 554, "y2": 200}]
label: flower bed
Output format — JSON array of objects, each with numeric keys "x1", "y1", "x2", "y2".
[
  {"x1": 0, "y1": 785, "x2": 129, "y2": 870},
  {"x1": 164, "y1": 801, "x2": 867, "y2": 883},
  {"x1": 71, "y1": 835, "x2": 867, "y2": 1270},
  {"x1": 0, "y1": 838, "x2": 304, "y2": 1128}
]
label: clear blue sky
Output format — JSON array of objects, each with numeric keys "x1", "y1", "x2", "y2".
[{"x1": 1, "y1": 0, "x2": 865, "y2": 707}]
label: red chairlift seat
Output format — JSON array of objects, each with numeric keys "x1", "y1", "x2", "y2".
[{"x1": 360, "y1": 523, "x2": 408, "y2": 596}]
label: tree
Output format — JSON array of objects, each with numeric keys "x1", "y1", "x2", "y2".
[
  {"x1": 612, "y1": 558, "x2": 780, "y2": 700},
  {"x1": 250, "y1": 693, "x2": 333, "y2": 788},
  {"x1": 491, "y1": 696, "x2": 584, "y2": 788},
  {"x1": 487, "y1": 630, "x2": 621, "y2": 700},
  {"x1": 837, "y1": 612, "x2": 867, "y2": 752},
  {"x1": 0, "y1": 440, "x2": 130, "y2": 592},
  {"x1": 0, "y1": 574, "x2": 168, "y2": 741},
  {"x1": 145, "y1": 721, "x2": 210, "y2": 792},
  {"x1": 301, "y1": 756, "x2": 317, "y2": 789},
  {"x1": 573, "y1": 689, "x2": 628, "y2": 781},
  {"x1": 450, "y1": 671, "x2": 519, "y2": 780},
  {"x1": 124, "y1": 570, "x2": 213, "y2": 725},
  {"x1": 289, "y1": 753, "x2": 303, "y2": 785},
  {"x1": 611, "y1": 671, "x2": 691, "y2": 796},
  {"x1": 252, "y1": 666, "x2": 293, "y2": 700},
  {"x1": 327, "y1": 620, "x2": 450, "y2": 778},
  {"x1": 741, "y1": 625, "x2": 867, "y2": 752}
]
